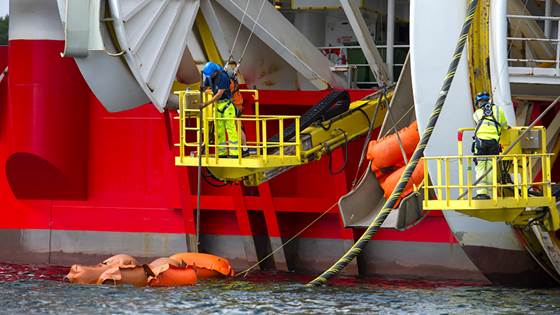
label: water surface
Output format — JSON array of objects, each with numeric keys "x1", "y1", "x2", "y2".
[{"x1": 1, "y1": 263, "x2": 559, "y2": 314}]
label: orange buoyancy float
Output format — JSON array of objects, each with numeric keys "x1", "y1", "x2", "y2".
[
  {"x1": 367, "y1": 121, "x2": 419, "y2": 171},
  {"x1": 64, "y1": 254, "x2": 138, "y2": 284},
  {"x1": 169, "y1": 252, "x2": 235, "y2": 278},
  {"x1": 148, "y1": 258, "x2": 197, "y2": 287},
  {"x1": 65, "y1": 252, "x2": 231, "y2": 286},
  {"x1": 379, "y1": 162, "x2": 424, "y2": 200},
  {"x1": 97, "y1": 265, "x2": 152, "y2": 287}
]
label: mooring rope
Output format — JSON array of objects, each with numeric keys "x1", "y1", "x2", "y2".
[
  {"x1": 306, "y1": 0, "x2": 480, "y2": 287},
  {"x1": 235, "y1": 202, "x2": 338, "y2": 278}
]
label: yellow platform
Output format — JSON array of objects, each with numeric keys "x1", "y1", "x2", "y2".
[{"x1": 419, "y1": 127, "x2": 558, "y2": 231}]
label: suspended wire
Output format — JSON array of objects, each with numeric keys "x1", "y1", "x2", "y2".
[
  {"x1": 235, "y1": 201, "x2": 338, "y2": 278},
  {"x1": 239, "y1": 0, "x2": 267, "y2": 64},
  {"x1": 225, "y1": 0, "x2": 331, "y2": 87},
  {"x1": 381, "y1": 104, "x2": 415, "y2": 138},
  {"x1": 383, "y1": 90, "x2": 409, "y2": 165},
  {"x1": 229, "y1": 0, "x2": 252, "y2": 62},
  {"x1": 306, "y1": 0, "x2": 480, "y2": 287},
  {"x1": 351, "y1": 89, "x2": 386, "y2": 188}
]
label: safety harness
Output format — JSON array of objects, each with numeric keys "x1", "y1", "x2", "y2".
[
  {"x1": 208, "y1": 70, "x2": 233, "y2": 114},
  {"x1": 473, "y1": 104, "x2": 502, "y2": 137},
  {"x1": 471, "y1": 104, "x2": 502, "y2": 155}
]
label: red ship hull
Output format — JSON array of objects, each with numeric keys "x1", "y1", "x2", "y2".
[{"x1": 0, "y1": 40, "x2": 487, "y2": 282}]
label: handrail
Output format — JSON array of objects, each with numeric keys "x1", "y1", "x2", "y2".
[
  {"x1": 421, "y1": 126, "x2": 556, "y2": 218},
  {"x1": 317, "y1": 45, "x2": 410, "y2": 86},
  {"x1": 318, "y1": 45, "x2": 410, "y2": 50},
  {"x1": 506, "y1": 14, "x2": 560, "y2": 72},
  {"x1": 421, "y1": 154, "x2": 554, "y2": 203},
  {"x1": 507, "y1": 15, "x2": 560, "y2": 21},
  {"x1": 174, "y1": 89, "x2": 302, "y2": 166}
]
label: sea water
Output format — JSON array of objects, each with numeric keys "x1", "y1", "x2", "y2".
[{"x1": 1, "y1": 263, "x2": 560, "y2": 314}]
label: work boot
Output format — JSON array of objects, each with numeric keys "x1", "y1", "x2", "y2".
[{"x1": 474, "y1": 194, "x2": 491, "y2": 200}]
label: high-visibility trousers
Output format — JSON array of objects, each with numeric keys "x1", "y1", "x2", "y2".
[
  {"x1": 215, "y1": 100, "x2": 239, "y2": 157},
  {"x1": 473, "y1": 138, "x2": 500, "y2": 196},
  {"x1": 475, "y1": 158, "x2": 493, "y2": 196}
]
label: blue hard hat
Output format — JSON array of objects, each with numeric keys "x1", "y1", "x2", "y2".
[
  {"x1": 475, "y1": 91, "x2": 490, "y2": 102},
  {"x1": 202, "y1": 62, "x2": 222, "y2": 77}
]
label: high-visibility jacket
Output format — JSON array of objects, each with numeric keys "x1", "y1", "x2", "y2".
[{"x1": 472, "y1": 104, "x2": 508, "y2": 141}]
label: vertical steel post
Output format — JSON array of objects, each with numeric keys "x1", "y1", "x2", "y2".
[
  {"x1": 545, "y1": 0, "x2": 552, "y2": 39},
  {"x1": 556, "y1": 20, "x2": 560, "y2": 75},
  {"x1": 387, "y1": 0, "x2": 395, "y2": 82},
  {"x1": 340, "y1": 0, "x2": 390, "y2": 87},
  {"x1": 195, "y1": 82, "x2": 203, "y2": 252}
]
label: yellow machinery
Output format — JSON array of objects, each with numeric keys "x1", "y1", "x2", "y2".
[
  {"x1": 419, "y1": 126, "x2": 559, "y2": 231},
  {"x1": 174, "y1": 89, "x2": 390, "y2": 186}
]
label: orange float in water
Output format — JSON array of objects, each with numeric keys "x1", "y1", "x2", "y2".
[
  {"x1": 64, "y1": 254, "x2": 138, "y2": 284},
  {"x1": 170, "y1": 252, "x2": 235, "y2": 279},
  {"x1": 97, "y1": 265, "x2": 152, "y2": 287},
  {"x1": 148, "y1": 258, "x2": 197, "y2": 287},
  {"x1": 367, "y1": 121, "x2": 419, "y2": 171},
  {"x1": 65, "y1": 253, "x2": 231, "y2": 286}
]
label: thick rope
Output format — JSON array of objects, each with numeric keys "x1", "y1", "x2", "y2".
[{"x1": 306, "y1": 0, "x2": 479, "y2": 287}]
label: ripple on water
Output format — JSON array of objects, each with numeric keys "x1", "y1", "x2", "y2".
[{"x1": 0, "y1": 264, "x2": 560, "y2": 314}]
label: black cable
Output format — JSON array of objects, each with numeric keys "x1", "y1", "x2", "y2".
[
  {"x1": 202, "y1": 168, "x2": 229, "y2": 187},
  {"x1": 319, "y1": 119, "x2": 334, "y2": 131},
  {"x1": 355, "y1": 107, "x2": 371, "y2": 128},
  {"x1": 327, "y1": 129, "x2": 349, "y2": 176}
]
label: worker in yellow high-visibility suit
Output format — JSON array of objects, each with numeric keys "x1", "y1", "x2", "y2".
[
  {"x1": 471, "y1": 91, "x2": 509, "y2": 200},
  {"x1": 201, "y1": 62, "x2": 239, "y2": 158}
]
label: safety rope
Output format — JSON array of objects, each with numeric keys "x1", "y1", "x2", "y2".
[
  {"x1": 384, "y1": 92, "x2": 410, "y2": 165},
  {"x1": 225, "y1": 0, "x2": 332, "y2": 88},
  {"x1": 235, "y1": 201, "x2": 338, "y2": 278},
  {"x1": 380, "y1": 104, "x2": 415, "y2": 138},
  {"x1": 306, "y1": 0, "x2": 480, "y2": 287},
  {"x1": 228, "y1": 0, "x2": 252, "y2": 63},
  {"x1": 488, "y1": 0, "x2": 529, "y2": 104},
  {"x1": 239, "y1": 0, "x2": 267, "y2": 64}
]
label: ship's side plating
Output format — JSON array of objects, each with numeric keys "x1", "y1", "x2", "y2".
[{"x1": 0, "y1": 0, "x2": 491, "y2": 282}]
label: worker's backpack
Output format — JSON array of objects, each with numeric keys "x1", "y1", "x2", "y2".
[{"x1": 227, "y1": 70, "x2": 244, "y2": 112}]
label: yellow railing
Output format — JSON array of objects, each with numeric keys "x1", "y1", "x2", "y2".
[
  {"x1": 421, "y1": 153, "x2": 555, "y2": 210},
  {"x1": 174, "y1": 89, "x2": 303, "y2": 168},
  {"x1": 419, "y1": 126, "x2": 558, "y2": 231}
]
